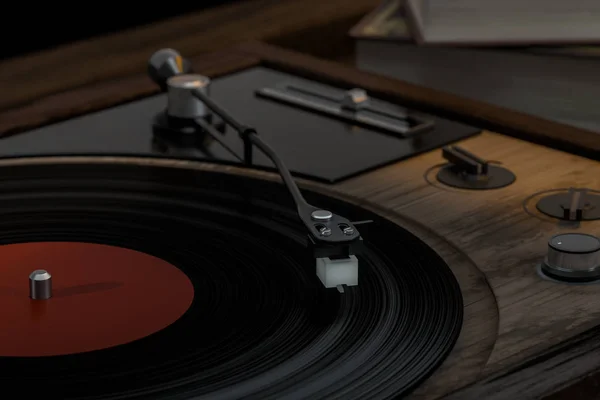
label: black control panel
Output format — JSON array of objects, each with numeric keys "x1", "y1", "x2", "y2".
[{"x1": 3, "y1": 67, "x2": 480, "y2": 183}]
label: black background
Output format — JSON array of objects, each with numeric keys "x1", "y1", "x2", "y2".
[{"x1": 1, "y1": 1, "x2": 238, "y2": 60}]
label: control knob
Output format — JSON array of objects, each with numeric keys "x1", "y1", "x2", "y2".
[
  {"x1": 166, "y1": 74, "x2": 211, "y2": 119},
  {"x1": 542, "y1": 233, "x2": 600, "y2": 282},
  {"x1": 436, "y1": 145, "x2": 515, "y2": 190}
]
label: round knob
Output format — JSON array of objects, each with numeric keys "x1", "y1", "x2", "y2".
[
  {"x1": 166, "y1": 74, "x2": 211, "y2": 119},
  {"x1": 543, "y1": 233, "x2": 600, "y2": 281},
  {"x1": 29, "y1": 269, "x2": 52, "y2": 300},
  {"x1": 311, "y1": 209, "x2": 333, "y2": 221},
  {"x1": 148, "y1": 48, "x2": 193, "y2": 91}
]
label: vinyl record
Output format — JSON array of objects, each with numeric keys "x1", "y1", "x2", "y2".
[{"x1": 0, "y1": 158, "x2": 463, "y2": 399}]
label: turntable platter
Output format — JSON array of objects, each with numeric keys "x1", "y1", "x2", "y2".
[{"x1": 0, "y1": 157, "x2": 463, "y2": 399}]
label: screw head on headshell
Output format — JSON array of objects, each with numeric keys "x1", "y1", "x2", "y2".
[{"x1": 147, "y1": 48, "x2": 193, "y2": 91}]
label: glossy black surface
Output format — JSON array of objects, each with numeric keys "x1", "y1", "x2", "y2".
[
  {"x1": 0, "y1": 161, "x2": 463, "y2": 399},
  {"x1": 5, "y1": 67, "x2": 480, "y2": 183}
]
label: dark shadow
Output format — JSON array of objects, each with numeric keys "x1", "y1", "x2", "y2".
[
  {"x1": 2, "y1": 1, "x2": 239, "y2": 60},
  {"x1": 53, "y1": 282, "x2": 123, "y2": 297}
]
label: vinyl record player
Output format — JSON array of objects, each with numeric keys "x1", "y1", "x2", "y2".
[{"x1": 0, "y1": 42, "x2": 599, "y2": 400}]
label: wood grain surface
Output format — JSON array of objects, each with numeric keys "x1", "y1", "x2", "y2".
[
  {"x1": 184, "y1": 132, "x2": 600, "y2": 399},
  {"x1": 190, "y1": 134, "x2": 600, "y2": 400},
  {"x1": 3, "y1": 34, "x2": 600, "y2": 398},
  {"x1": 0, "y1": 0, "x2": 376, "y2": 112},
  {"x1": 337, "y1": 132, "x2": 600, "y2": 399},
  {"x1": 5, "y1": 130, "x2": 599, "y2": 399}
]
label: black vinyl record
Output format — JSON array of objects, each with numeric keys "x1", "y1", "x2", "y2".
[{"x1": 0, "y1": 159, "x2": 463, "y2": 399}]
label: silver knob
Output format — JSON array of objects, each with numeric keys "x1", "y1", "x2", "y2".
[
  {"x1": 29, "y1": 270, "x2": 52, "y2": 300},
  {"x1": 543, "y1": 233, "x2": 600, "y2": 281},
  {"x1": 166, "y1": 74, "x2": 211, "y2": 119},
  {"x1": 311, "y1": 210, "x2": 333, "y2": 221}
]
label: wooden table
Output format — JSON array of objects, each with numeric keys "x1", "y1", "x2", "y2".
[
  {"x1": 0, "y1": 0, "x2": 375, "y2": 114},
  {"x1": 2, "y1": 2, "x2": 600, "y2": 398}
]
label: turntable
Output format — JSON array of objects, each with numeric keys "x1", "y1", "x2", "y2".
[{"x1": 0, "y1": 42, "x2": 599, "y2": 400}]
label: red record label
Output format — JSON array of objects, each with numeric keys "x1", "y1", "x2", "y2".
[{"x1": 0, "y1": 242, "x2": 194, "y2": 357}]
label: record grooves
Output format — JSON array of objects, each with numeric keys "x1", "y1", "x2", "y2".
[{"x1": 0, "y1": 159, "x2": 463, "y2": 399}]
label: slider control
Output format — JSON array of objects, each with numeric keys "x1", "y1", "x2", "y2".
[
  {"x1": 436, "y1": 145, "x2": 516, "y2": 190},
  {"x1": 256, "y1": 82, "x2": 434, "y2": 137}
]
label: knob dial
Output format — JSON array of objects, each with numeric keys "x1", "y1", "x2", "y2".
[
  {"x1": 166, "y1": 74, "x2": 211, "y2": 119},
  {"x1": 543, "y1": 233, "x2": 600, "y2": 281}
]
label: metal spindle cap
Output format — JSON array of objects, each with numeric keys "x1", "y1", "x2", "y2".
[{"x1": 29, "y1": 269, "x2": 52, "y2": 300}]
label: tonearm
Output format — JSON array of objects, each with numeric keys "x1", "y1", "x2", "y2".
[{"x1": 147, "y1": 49, "x2": 364, "y2": 288}]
